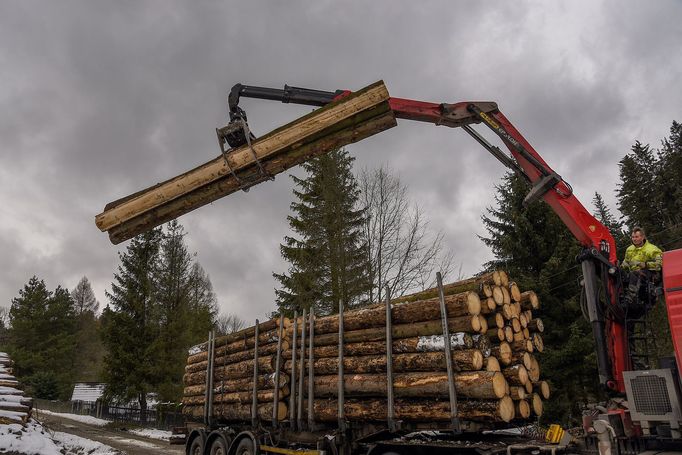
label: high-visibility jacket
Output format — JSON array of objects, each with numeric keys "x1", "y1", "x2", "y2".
[{"x1": 622, "y1": 240, "x2": 663, "y2": 271}]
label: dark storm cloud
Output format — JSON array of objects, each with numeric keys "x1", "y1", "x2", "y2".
[{"x1": 1, "y1": 1, "x2": 680, "y2": 321}]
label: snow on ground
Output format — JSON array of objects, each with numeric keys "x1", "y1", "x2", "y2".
[
  {"x1": 37, "y1": 409, "x2": 111, "y2": 426},
  {"x1": 128, "y1": 427, "x2": 172, "y2": 441},
  {"x1": 0, "y1": 419, "x2": 121, "y2": 455},
  {"x1": 103, "y1": 435, "x2": 160, "y2": 449}
]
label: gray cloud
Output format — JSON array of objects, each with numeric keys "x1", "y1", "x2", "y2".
[{"x1": 1, "y1": 0, "x2": 680, "y2": 322}]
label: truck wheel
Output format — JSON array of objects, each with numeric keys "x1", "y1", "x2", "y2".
[
  {"x1": 188, "y1": 437, "x2": 204, "y2": 455},
  {"x1": 234, "y1": 438, "x2": 256, "y2": 455},
  {"x1": 209, "y1": 437, "x2": 228, "y2": 455}
]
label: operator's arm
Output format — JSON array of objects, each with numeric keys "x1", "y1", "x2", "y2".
[
  {"x1": 645, "y1": 244, "x2": 663, "y2": 271},
  {"x1": 621, "y1": 246, "x2": 634, "y2": 271}
]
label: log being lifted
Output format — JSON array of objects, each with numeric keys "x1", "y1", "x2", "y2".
[
  {"x1": 285, "y1": 350, "x2": 484, "y2": 375},
  {"x1": 97, "y1": 81, "x2": 396, "y2": 244},
  {"x1": 307, "y1": 371, "x2": 508, "y2": 400},
  {"x1": 290, "y1": 292, "x2": 481, "y2": 336},
  {"x1": 309, "y1": 396, "x2": 515, "y2": 423}
]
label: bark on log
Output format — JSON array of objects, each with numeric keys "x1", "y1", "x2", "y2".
[
  {"x1": 183, "y1": 401, "x2": 287, "y2": 421},
  {"x1": 291, "y1": 292, "x2": 481, "y2": 337},
  {"x1": 189, "y1": 319, "x2": 282, "y2": 353},
  {"x1": 306, "y1": 371, "x2": 507, "y2": 400},
  {"x1": 502, "y1": 364, "x2": 529, "y2": 386},
  {"x1": 285, "y1": 349, "x2": 484, "y2": 375},
  {"x1": 282, "y1": 333, "x2": 474, "y2": 359},
  {"x1": 491, "y1": 342, "x2": 512, "y2": 365},
  {"x1": 484, "y1": 356, "x2": 501, "y2": 372},
  {"x1": 524, "y1": 310, "x2": 533, "y2": 323},
  {"x1": 182, "y1": 387, "x2": 289, "y2": 405},
  {"x1": 528, "y1": 318, "x2": 544, "y2": 333},
  {"x1": 311, "y1": 316, "x2": 482, "y2": 346},
  {"x1": 509, "y1": 386, "x2": 526, "y2": 400},
  {"x1": 510, "y1": 351, "x2": 532, "y2": 370},
  {"x1": 97, "y1": 81, "x2": 392, "y2": 232},
  {"x1": 183, "y1": 356, "x2": 276, "y2": 385},
  {"x1": 480, "y1": 298, "x2": 497, "y2": 314},
  {"x1": 488, "y1": 313, "x2": 505, "y2": 329},
  {"x1": 389, "y1": 274, "x2": 502, "y2": 305},
  {"x1": 186, "y1": 341, "x2": 288, "y2": 371},
  {"x1": 308, "y1": 396, "x2": 515, "y2": 423},
  {"x1": 520, "y1": 291, "x2": 540, "y2": 310},
  {"x1": 183, "y1": 374, "x2": 288, "y2": 395},
  {"x1": 510, "y1": 339, "x2": 533, "y2": 353},
  {"x1": 472, "y1": 334, "x2": 492, "y2": 357},
  {"x1": 514, "y1": 400, "x2": 531, "y2": 419},
  {"x1": 105, "y1": 101, "x2": 397, "y2": 244},
  {"x1": 487, "y1": 328, "x2": 505, "y2": 343}
]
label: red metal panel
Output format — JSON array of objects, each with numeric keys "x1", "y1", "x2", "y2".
[{"x1": 664, "y1": 249, "x2": 682, "y2": 378}]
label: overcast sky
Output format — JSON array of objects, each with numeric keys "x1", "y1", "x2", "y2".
[{"x1": 1, "y1": 1, "x2": 680, "y2": 323}]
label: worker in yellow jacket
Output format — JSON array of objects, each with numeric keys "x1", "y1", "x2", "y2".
[{"x1": 621, "y1": 226, "x2": 663, "y2": 309}]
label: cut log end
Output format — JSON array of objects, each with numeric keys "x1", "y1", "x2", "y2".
[{"x1": 509, "y1": 282, "x2": 521, "y2": 302}]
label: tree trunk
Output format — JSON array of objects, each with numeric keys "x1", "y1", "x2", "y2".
[
  {"x1": 502, "y1": 364, "x2": 529, "y2": 386},
  {"x1": 527, "y1": 318, "x2": 544, "y2": 333},
  {"x1": 510, "y1": 339, "x2": 533, "y2": 352},
  {"x1": 306, "y1": 371, "x2": 507, "y2": 400},
  {"x1": 183, "y1": 387, "x2": 289, "y2": 405},
  {"x1": 491, "y1": 342, "x2": 512, "y2": 365},
  {"x1": 530, "y1": 393, "x2": 543, "y2": 416},
  {"x1": 186, "y1": 341, "x2": 288, "y2": 373},
  {"x1": 532, "y1": 333, "x2": 544, "y2": 352},
  {"x1": 308, "y1": 396, "x2": 514, "y2": 423},
  {"x1": 183, "y1": 374, "x2": 289, "y2": 396},
  {"x1": 527, "y1": 355, "x2": 540, "y2": 382},
  {"x1": 509, "y1": 386, "x2": 526, "y2": 400},
  {"x1": 311, "y1": 316, "x2": 482, "y2": 346},
  {"x1": 183, "y1": 401, "x2": 287, "y2": 421},
  {"x1": 472, "y1": 334, "x2": 492, "y2": 357},
  {"x1": 520, "y1": 291, "x2": 539, "y2": 310},
  {"x1": 487, "y1": 328, "x2": 505, "y2": 342},
  {"x1": 510, "y1": 351, "x2": 532, "y2": 370},
  {"x1": 487, "y1": 313, "x2": 505, "y2": 329},
  {"x1": 509, "y1": 282, "x2": 521, "y2": 302},
  {"x1": 183, "y1": 356, "x2": 276, "y2": 385},
  {"x1": 534, "y1": 380, "x2": 550, "y2": 399},
  {"x1": 514, "y1": 400, "x2": 531, "y2": 419},
  {"x1": 285, "y1": 349, "x2": 483, "y2": 375}
]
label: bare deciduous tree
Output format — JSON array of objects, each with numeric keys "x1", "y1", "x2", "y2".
[
  {"x1": 71, "y1": 276, "x2": 99, "y2": 315},
  {"x1": 359, "y1": 166, "x2": 456, "y2": 302},
  {"x1": 214, "y1": 313, "x2": 246, "y2": 336}
]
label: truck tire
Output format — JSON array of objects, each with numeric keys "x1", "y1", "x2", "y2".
[
  {"x1": 188, "y1": 437, "x2": 204, "y2": 455},
  {"x1": 209, "y1": 436, "x2": 228, "y2": 455},
  {"x1": 234, "y1": 438, "x2": 256, "y2": 455}
]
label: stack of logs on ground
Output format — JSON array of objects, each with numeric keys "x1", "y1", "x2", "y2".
[
  {"x1": 0, "y1": 352, "x2": 34, "y2": 425},
  {"x1": 183, "y1": 271, "x2": 551, "y2": 428}
]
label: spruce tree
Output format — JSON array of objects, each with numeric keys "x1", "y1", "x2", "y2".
[
  {"x1": 656, "y1": 121, "x2": 682, "y2": 249},
  {"x1": 274, "y1": 148, "x2": 369, "y2": 316},
  {"x1": 592, "y1": 192, "x2": 629, "y2": 256},
  {"x1": 101, "y1": 228, "x2": 162, "y2": 415},
  {"x1": 481, "y1": 173, "x2": 601, "y2": 424}
]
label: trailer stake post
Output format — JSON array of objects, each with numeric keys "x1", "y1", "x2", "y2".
[
  {"x1": 385, "y1": 285, "x2": 397, "y2": 433},
  {"x1": 297, "y1": 308, "x2": 307, "y2": 431},
  {"x1": 251, "y1": 320, "x2": 260, "y2": 427},
  {"x1": 437, "y1": 272, "x2": 461, "y2": 433},
  {"x1": 307, "y1": 309, "x2": 315, "y2": 430},
  {"x1": 272, "y1": 314, "x2": 285, "y2": 428},
  {"x1": 289, "y1": 311, "x2": 298, "y2": 429},
  {"x1": 337, "y1": 298, "x2": 346, "y2": 433}
]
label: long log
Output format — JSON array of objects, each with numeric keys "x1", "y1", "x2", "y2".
[
  {"x1": 183, "y1": 355, "x2": 276, "y2": 384},
  {"x1": 308, "y1": 396, "x2": 515, "y2": 423},
  {"x1": 492, "y1": 286, "x2": 504, "y2": 306},
  {"x1": 311, "y1": 316, "x2": 482, "y2": 346},
  {"x1": 510, "y1": 339, "x2": 533, "y2": 353},
  {"x1": 510, "y1": 318, "x2": 521, "y2": 333},
  {"x1": 183, "y1": 387, "x2": 289, "y2": 405},
  {"x1": 524, "y1": 380, "x2": 534, "y2": 394},
  {"x1": 188, "y1": 330, "x2": 286, "y2": 361},
  {"x1": 283, "y1": 333, "x2": 473, "y2": 360},
  {"x1": 487, "y1": 328, "x2": 505, "y2": 343},
  {"x1": 510, "y1": 351, "x2": 532, "y2": 370},
  {"x1": 501, "y1": 286, "x2": 511, "y2": 305},
  {"x1": 97, "y1": 81, "x2": 392, "y2": 232},
  {"x1": 509, "y1": 282, "x2": 521, "y2": 302},
  {"x1": 530, "y1": 393, "x2": 543, "y2": 416},
  {"x1": 480, "y1": 297, "x2": 497, "y2": 314},
  {"x1": 183, "y1": 401, "x2": 287, "y2": 421},
  {"x1": 106, "y1": 104, "x2": 397, "y2": 244},
  {"x1": 509, "y1": 386, "x2": 526, "y2": 401},
  {"x1": 183, "y1": 374, "x2": 288, "y2": 395},
  {"x1": 390, "y1": 271, "x2": 504, "y2": 305},
  {"x1": 306, "y1": 371, "x2": 507, "y2": 400},
  {"x1": 518, "y1": 313, "x2": 528, "y2": 329},
  {"x1": 472, "y1": 334, "x2": 492, "y2": 357},
  {"x1": 528, "y1": 355, "x2": 541, "y2": 382},
  {"x1": 502, "y1": 364, "x2": 529, "y2": 386},
  {"x1": 187, "y1": 341, "x2": 288, "y2": 370},
  {"x1": 285, "y1": 350, "x2": 484, "y2": 375},
  {"x1": 290, "y1": 292, "x2": 481, "y2": 336},
  {"x1": 487, "y1": 313, "x2": 505, "y2": 329},
  {"x1": 503, "y1": 327, "x2": 514, "y2": 343},
  {"x1": 532, "y1": 333, "x2": 544, "y2": 352}
]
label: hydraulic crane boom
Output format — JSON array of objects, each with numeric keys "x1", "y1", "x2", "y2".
[{"x1": 223, "y1": 83, "x2": 629, "y2": 392}]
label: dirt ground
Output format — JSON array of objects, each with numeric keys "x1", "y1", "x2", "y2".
[{"x1": 34, "y1": 410, "x2": 184, "y2": 455}]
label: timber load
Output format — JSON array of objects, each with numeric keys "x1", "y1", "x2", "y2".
[
  {"x1": 182, "y1": 270, "x2": 549, "y2": 430},
  {"x1": 0, "y1": 352, "x2": 34, "y2": 426}
]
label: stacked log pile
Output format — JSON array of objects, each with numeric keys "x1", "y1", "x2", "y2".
[
  {"x1": 182, "y1": 270, "x2": 550, "y2": 428},
  {"x1": 0, "y1": 353, "x2": 34, "y2": 425}
]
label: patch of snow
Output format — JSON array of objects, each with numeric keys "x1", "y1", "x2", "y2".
[
  {"x1": 128, "y1": 427, "x2": 172, "y2": 441},
  {"x1": 0, "y1": 420, "x2": 61, "y2": 455},
  {"x1": 104, "y1": 435, "x2": 162, "y2": 449},
  {"x1": 52, "y1": 431, "x2": 122, "y2": 454},
  {"x1": 188, "y1": 343, "x2": 204, "y2": 355},
  {"x1": 38, "y1": 409, "x2": 111, "y2": 426},
  {"x1": 415, "y1": 333, "x2": 468, "y2": 351},
  {"x1": 0, "y1": 386, "x2": 23, "y2": 395}
]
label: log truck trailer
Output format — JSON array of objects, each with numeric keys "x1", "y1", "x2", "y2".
[{"x1": 178, "y1": 83, "x2": 682, "y2": 455}]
